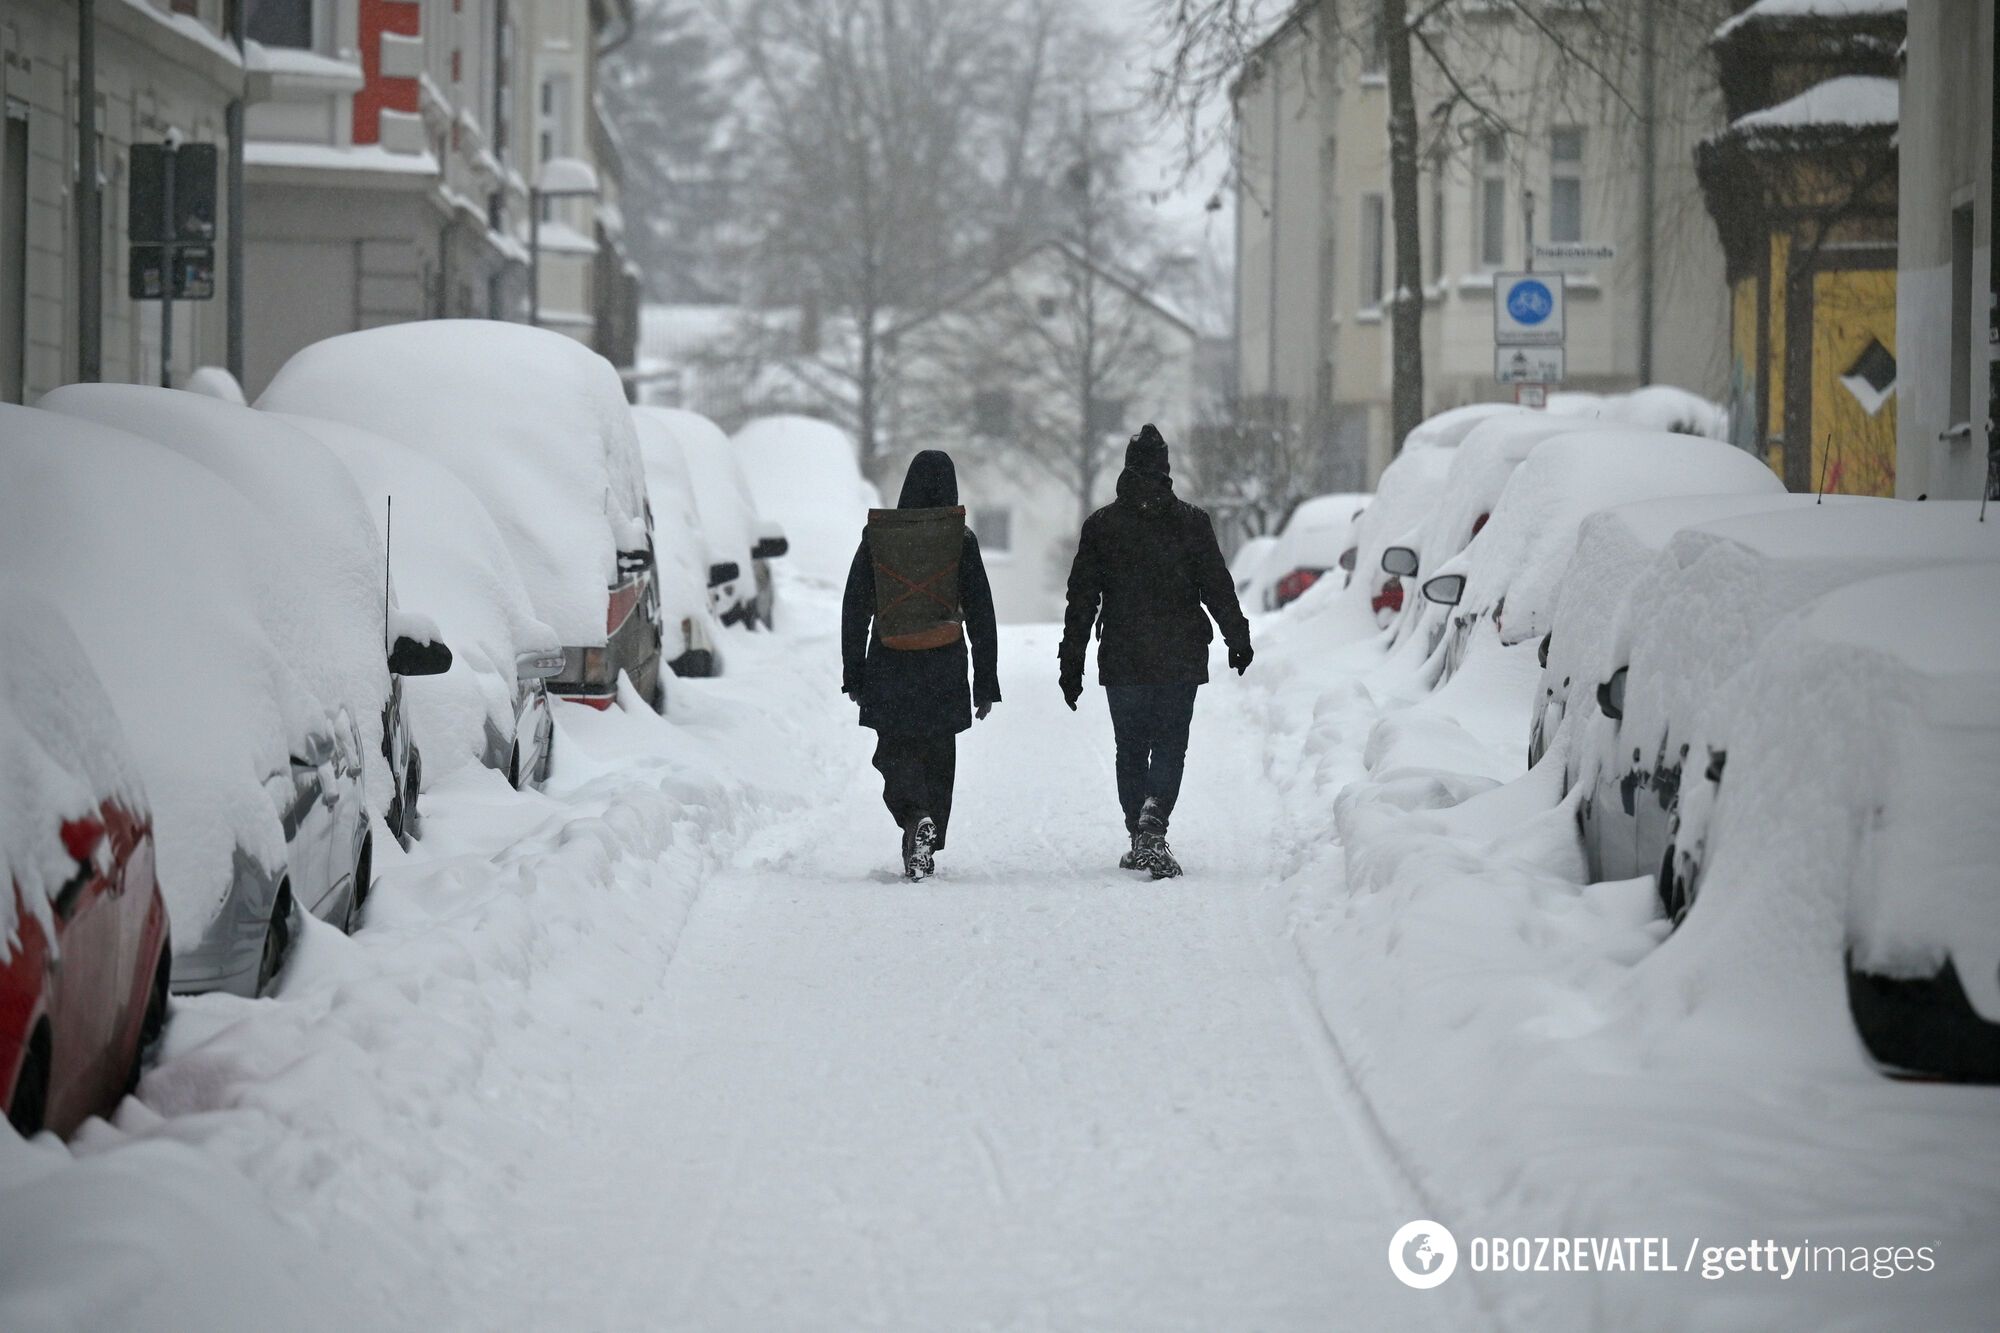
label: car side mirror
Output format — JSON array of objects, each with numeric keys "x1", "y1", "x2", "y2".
[
  {"x1": 752, "y1": 535, "x2": 789, "y2": 560},
  {"x1": 515, "y1": 648, "x2": 567, "y2": 680},
  {"x1": 708, "y1": 560, "x2": 741, "y2": 588},
  {"x1": 1420, "y1": 573, "x2": 1465, "y2": 607},
  {"x1": 618, "y1": 547, "x2": 655, "y2": 575},
  {"x1": 389, "y1": 634, "x2": 453, "y2": 677},
  {"x1": 1597, "y1": 665, "x2": 1628, "y2": 721},
  {"x1": 1381, "y1": 546, "x2": 1419, "y2": 578},
  {"x1": 1337, "y1": 547, "x2": 1357, "y2": 572}
]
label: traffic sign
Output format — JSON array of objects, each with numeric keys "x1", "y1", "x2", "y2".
[
  {"x1": 1496, "y1": 346, "x2": 1565, "y2": 384},
  {"x1": 1530, "y1": 241, "x2": 1615, "y2": 270},
  {"x1": 1495, "y1": 272, "x2": 1564, "y2": 346}
]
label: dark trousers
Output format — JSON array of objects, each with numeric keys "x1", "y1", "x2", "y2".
[
  {"x1": 872, "y1": 732, "x2": 957, "y2": 849},
  {"x1": 1105, "y1": 684, "x2": 1199, "y2": 833}
]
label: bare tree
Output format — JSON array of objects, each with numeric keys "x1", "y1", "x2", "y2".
[
  {"x1": 719, "y1": 0, "x2": 1087, "y2": 482},
  {"x1": 1189, "y1": 394, "x2": 1322, "y2": 543},
  {"x1": 1151, "y1": 0, "x2": 1733, "y2": 454},
  {"x1": 898, "y1": 100, "x2": 1187, "y2": 529}
]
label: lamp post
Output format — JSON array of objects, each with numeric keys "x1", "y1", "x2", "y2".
[{"x1": 528, "y1": 156, "x2": 600, "y2": 327}]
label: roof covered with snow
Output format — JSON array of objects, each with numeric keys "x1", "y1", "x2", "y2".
[
  {"x1": 1729, "y1": 75, "x2": 1899, "y2": 135},
  {"x1": 1714, "y1": 0, "x2": 1906, "y2": 42}
]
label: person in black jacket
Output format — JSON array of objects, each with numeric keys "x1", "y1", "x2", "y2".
[
  {"x1": 1058, "y1": 424, "x2": 1251, "y2": 878},
  {"x1": 843, "y1": 450, "x2": 1000, "y2": 879}
]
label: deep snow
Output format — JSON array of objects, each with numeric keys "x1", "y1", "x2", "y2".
[{"x1": 3, "y1": 570, "x2": 1994, "y2": 1329}]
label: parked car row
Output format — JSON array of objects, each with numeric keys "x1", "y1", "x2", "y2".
[
  {"x1": 2, "y1": 322, "x2": 807, "y2": 1139},
  {"x1": 1343, "y1": 396, "x2": 1999, "y2": 1081}
]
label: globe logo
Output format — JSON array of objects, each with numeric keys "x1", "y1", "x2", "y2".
[
  {"x1": 1506, "y1": 278, "x2": 1554, "y2": 325},
  {"x1": 1387, "y1": 1219, "x2": 1459, "y2": 1289}
]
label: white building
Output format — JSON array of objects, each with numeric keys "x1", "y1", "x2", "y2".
[
  {"x1": 1233, "y1": 1, "x2": 1731, "y2": 485},
  {"x1": 1, "y1": 0, "x2": 242, "y2": 400},
  {"x1": 1894, "y1": 0, "x2": 1994, "y2": 501},
  {"x1": 887, "y1": 241, "x2": 1200, "y2": 623},
  {"x1": 240, "y1": 0, "x2": 637, "y2": 396}
]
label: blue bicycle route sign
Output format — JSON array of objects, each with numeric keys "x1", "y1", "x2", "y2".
[{"x1": 1494, "y1": 271, "x2": 1565, "y2": 348}]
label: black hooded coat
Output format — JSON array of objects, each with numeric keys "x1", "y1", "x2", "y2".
[
  {"x1": 842, "y1": 451, "x2": 1001, "y2": 734},
  {"x1": 1059, "y1": 435, "x2": 1250, "y2": 689}
]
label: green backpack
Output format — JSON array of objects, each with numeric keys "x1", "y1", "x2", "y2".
[{"x1": 868, "y1": 505, "x2": 966, "y2": 650}]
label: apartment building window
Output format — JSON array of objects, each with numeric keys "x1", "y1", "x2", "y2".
[
  {"x1": 971, "y1": 507, "x2": 1014, "y2": 555},
  {"x1": 1361, "y1": 14, "x2": 1386, "y2": 77},
  {"x1": 1361, "y1": 193, "x2": 1386, "y2": 309},
  {"x1": 539, "y1": 73, "x2": 574, "y2": 163},
  {"x1": 493, "y1": 1, "x2": 513, "y2": 158},
  {"x1": 245, "y1": 0, "x2": 314, "y2": 48},
  {"x1": 1477, "y1": 130, "x2": 1505, "y2": 268},
  {"x1": 1549, "y1": 127, "x2": 1584, "y2": 244}
]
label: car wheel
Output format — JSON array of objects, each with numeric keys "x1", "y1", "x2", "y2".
[
  {"x1": 255, "y1": 884, "x2": 295, "y2": 996},
  {"x1": 126, "y1": 949, "x2": 172, "y2": 1095},
  {"x1": 345, "y1": 833, "x2": 374, "y2": 934},
  {"x1": 7, "y1": 1026, "x2": 50, "y2": 1137}
]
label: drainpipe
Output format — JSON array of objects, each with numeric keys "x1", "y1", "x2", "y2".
[
  {"x1": 77, "y1": 0, "x2": 101, "y2": 382},
  {"x1": 225, "y1": 0, "x2": 245, "y2": 383}
]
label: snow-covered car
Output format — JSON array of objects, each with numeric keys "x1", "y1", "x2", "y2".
[
  {"x1": 0, "y1": 405, "x2": 369, "y2": 995},
  {"x1": 1546, "y1": 385, "x2": 1730, "y2": 440},
  {"x1": 1264, "y1": 493, "x2": 1369, "y2": 609},
  {"x1": 259, "y1": 321, "x2": 664, "y2": 711},
  {"x1": 658, "y1": 407, "x2": 768, "y2": 628},
  {"x1": 1582, "y1": 499, "x2": 2000, "y2": 897},
  {"x1": 1, "y1": 590, "x2": 172, "y2": 1138},
  {"x1": 42, "y1": 385, "x2": 450, "y2": 848},
  {"x1": 1377, "y1": 413, "x2": 1617, "y2": 647},
  {"x1": 1660, "y1": 564, "x2": 2000, "y2": 1081},
  {"x1": 733, "y1": 415, "x2": 881, "y2": 593},
  {"x1": 632, "y1": 407, "x2": 732, "y2": 677},
  {"x1": 277, "y1": 413, "x2": 566, "y2": 789},
  {"x1": 1349, "y1": 405, "x2": 1531, "y2": 623},
  {"x1": 1229, "y1": 534, "x2": 1280, "y2": 608},
  {"x1": 1412, "y1": 430, "x2": 1782, "y2": 685},
  {"x1": 1526, "y1": 492, "x2": 1847, "y2": 773}
]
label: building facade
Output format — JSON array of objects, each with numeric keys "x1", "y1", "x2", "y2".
[
  {"x1": 1696, "y1": 0, "x2": 1903, "y2": 496},
  {"x1": 2, "y1": 0, "x2": 241, "y2": 401},
  {"x1": 1232, "y1": 1, "x2": 1731, "y2": 487},
  {"x1": 0, "y1": 0, "x2": 637, "y2": 406},
  {"x1": 1893, "y1": 0, "x2": 1994, "y2": 501}
]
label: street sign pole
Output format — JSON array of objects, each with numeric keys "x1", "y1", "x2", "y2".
[{"x1": 158, "y1": 141, "x2": 175, "y2": 388}]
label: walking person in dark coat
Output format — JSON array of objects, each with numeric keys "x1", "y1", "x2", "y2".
[
  {"x1": 1058, "y1": 423, "x2": 1252, "y2": 878},
  {"x1": 843, "y1": 450, "x2": 1000, "y2": 880}
]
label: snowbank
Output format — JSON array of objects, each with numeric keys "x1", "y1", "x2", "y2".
[
  {"x1": 43, "y1": 385, "x2": 396, "y2": 817},
  {"x1": 732, "y1": 415, "x2": 881, "y2": 588},
  {"x1": 258, "y1": 321, "x2": 648, "y2": 646},
  {"x1": 0, "y1": 405, "x2": 306, "y2": 957},
  {"x1": 0, "y1": 590, "x2": 145, "y2": 946},
  {"x1": 272, "y1": 412, "x2": 562, "y2": 782}
]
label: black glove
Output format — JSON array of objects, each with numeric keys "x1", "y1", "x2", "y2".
[
  {"x1": 1060, "y1": 675, "x2": 1082, "y2": 711},
  {"x1": 1228, "y1": 643, "x2": 1254, "y2": 676},
  {"x1": 843, "y1": 676, "x2": 863, "y2": 704}
]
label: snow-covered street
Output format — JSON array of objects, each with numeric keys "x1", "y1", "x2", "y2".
[{"x1": 7, "y1": 571, "x2": 1996, "y2": 1331}]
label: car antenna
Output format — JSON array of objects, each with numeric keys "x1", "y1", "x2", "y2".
[
  {"x1": 383, "y1": 495, "x2": 394, "y2": 651},
  {"x1": 1815, "y1": 434, "x2": 1834, "y2": 504}
]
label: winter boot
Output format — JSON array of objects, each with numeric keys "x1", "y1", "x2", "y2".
[
  {"x1": 1136, "y1": 799, "x2": 1182, "y2": 880},
  {"x1": 1119, "y1": 828, "x2": 1149, "y2": 872},
  {"x1": 905, "y1": 816, "x2": 937, "y2": 881}
]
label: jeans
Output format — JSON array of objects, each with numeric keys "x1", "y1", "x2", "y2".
[
  {"x1": 1105, "y1": 684, "x2": 1199, "y2": 833},
  {"x1": 872, "y1": 733, "x2": 957, "y2": 849}
]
